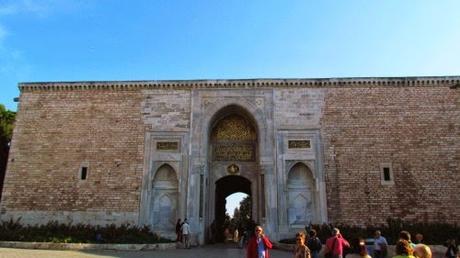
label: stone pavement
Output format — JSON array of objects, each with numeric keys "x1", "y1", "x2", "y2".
[{"x1": 0, "y1": 244, "x2": 293, "y2": 258}]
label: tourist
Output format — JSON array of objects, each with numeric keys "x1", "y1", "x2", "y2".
[
  {"x1": 307, "y1": 229, "x2": 322, "y2": 258},
  {"x1": 346, "y1": 238, "x2": 371, "y2": 258},
  {"x1": 181, "y1": 218, "x2": 191, "y2": 249},
  {"x1": 414, "y1": 233, "x2": 424, "y2": 244},
  {"x1": 392, "y1": 239, "x2": 415, "y2": 258},
  {"x1": 445, "y1": 239, "x2": 459, "y2": 258},
  {"x1": 374, "y1": 230, "x2": 388, "y2": 258},
  {"x1": 399, "y1": 231, "x2": 416, "y2": 249},
  {"x1": 294, "y1": 231, "x2": 311, "y2": 258},
  {"x1": 324, "y1": 228, "x2": 350, "y2": 258},
  {"x1": 414, "y1": 244, "x2": 432, "y2": 258},
  {"x1": 234, "y1": 228, "x2": 239, "y2": 243},
  {"x1": 175, "y1": 218, "x2": 182, "y2": 242},
  {"x1": 246, "y1": 225, "x2": 273, "y2": 258}
]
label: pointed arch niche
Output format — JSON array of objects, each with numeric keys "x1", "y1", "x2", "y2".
[
  {"x1": 151, "y1": 164, "x2": 178, "y2": 234},
  {"x1": 286, "y1": 162, "x2": 316, "y2": 227}
]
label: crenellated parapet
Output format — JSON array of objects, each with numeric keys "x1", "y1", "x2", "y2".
[{"x1": 18, "y1": 76, "x2": 460, "y2": 92}]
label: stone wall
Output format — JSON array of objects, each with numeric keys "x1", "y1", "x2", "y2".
[
  {"x1": 1, "y1": 89, "x2": 145, "y2": 225},
  {"x1": 1, "y1": 77, "x2": 458, "y2": 231},
  {"x1": 322, "y1": 86, "x2": 460, "y2": 224}
]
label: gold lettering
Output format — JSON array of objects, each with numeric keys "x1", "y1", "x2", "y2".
[
  {"x1": 156, "y1": 141, "x2": 179, "y2": 151},
  {"x1": 213, "y1": 143, "x2": 254, "y2": 161},
  {"x1": 288, "y1": 140, "x2": 311, "y2": 149}
]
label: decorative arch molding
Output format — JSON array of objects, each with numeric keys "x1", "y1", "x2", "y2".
[
  {"x1": 286, "y1": 161, "x2": 316, "y2": 179},
  {"x1": 286, "y1": 161, "x2": 316, "y2": 227},
  {"x1": 201, "y1": 98, "x2": 271, "y2": 160},
  {"x1": 151, "y1": 163, "x2": 179, "y2": 236},
  {"x1": 151, "y1": 162, "x2": 180, "y2": 183}
]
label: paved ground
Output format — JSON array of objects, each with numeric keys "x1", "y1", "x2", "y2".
[{"x1": 0, "y1": 244, "x2": 292, "y2": 258}]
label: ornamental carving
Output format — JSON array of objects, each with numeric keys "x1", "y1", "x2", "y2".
[
  {"x1": 288, "y1": 140, "x2": 311, "y2": 149},
  {"x1": 211, "y1": 115, "x2": 256, "y2": 141},
  {"x1": 156, "y1": 141, "x2": 179, "y2": 151},
  {"x1": 211, "y1": 114, "x2": 257, "y2": 161},
  {"x1": 214, "y1": 143, "x2": 255, "y2": 161}
]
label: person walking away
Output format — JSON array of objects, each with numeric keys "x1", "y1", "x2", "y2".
[
  {"x1": 414, "y1": 244, "x2": 432, "y2": 258},
  {"x1": 414, "y1": 234, "x2": 424, "y2": 244},
  {"x1": 399, "y1": 231, "x2": 416, "y2": 249},
  {"x1": 324, "y1": 228, "x2": 350, "y2": 258},
  {"x1": 294, "y1": 231, "x2": 311, "y2": 258},
  {"x1": 181, "y1": 218, "x2": 191, "y2": 249},
  {"x1": 392, "y1": 240, "x2": 415, "y2": 258},
  {"x1": 246, "y1": 225, "x2": 273, "y2": 258},
  {"x1": 346, "y1": 239, "x2": 371, "y2": 258},
  {"x1": 175, "y1": 218, "x2": 182, "y2": 242},
  {"x1": 445, "y1": 239, "x2": 458, "y2": 258},
  {"x1": 374, "y1": 230, "x2": 388, "y2": 258},
  {"x1": 307, "y1": 229, "x2": 322, "y2": 258}
]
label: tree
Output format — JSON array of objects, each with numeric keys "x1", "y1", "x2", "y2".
[{"x1": 0, "y1": 104, "x2": 16, "y2": 201}]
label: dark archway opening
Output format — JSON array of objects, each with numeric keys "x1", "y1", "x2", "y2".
[{"x1": 214, "y1": 175, "x2": 251, "y2": 243}]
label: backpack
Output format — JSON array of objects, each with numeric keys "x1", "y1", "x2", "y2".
[{"x1": 308, "y1": 237, "x2": 322, "y2": 251}]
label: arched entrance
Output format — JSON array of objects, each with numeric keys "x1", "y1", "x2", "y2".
[
  {"x1": 205, "y1": 105, "x2": 261, "y2": 244},
  {"x1": 214, "y1": 175, "x2": 251, "y2": 242}
]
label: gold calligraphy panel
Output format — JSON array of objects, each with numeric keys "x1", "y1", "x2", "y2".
[
  {"x1": 288, "y1": 140, "x2": 311, "y2": 149},
  {"x1": 156, "y1": 141, "x2": 179, "y2": 151},
  {"x1": 213, "y1": 143, "x2": 255, "y2": 161},
  {"x1": 211, "y1": 115, "x2": 256, "y2": 141}
]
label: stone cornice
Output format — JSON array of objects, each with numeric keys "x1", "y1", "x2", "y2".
[{"x1": 18, "y1": 76, "x2": 460, "y2": 92}]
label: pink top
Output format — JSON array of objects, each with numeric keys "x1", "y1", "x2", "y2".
[{"x1": 325, "y1": 235, "x2": 350, "y2": 256}]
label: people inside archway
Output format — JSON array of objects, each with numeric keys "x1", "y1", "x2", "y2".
[
  {"x1": 294, "y1": 231, "x2": 311, "y2": 258},
  {"x1": 175, "y1": 218, "x2": 182, "y2": 242},
  {"x1": 181, "y1": 218, "x2": 191, "y2": 249},
  {"x1": 346, "y1": 238, "x2": 371, "y2": 258},
  {"x1": 307, "y1": 229, "x2": 322, "y2": 258},
  {"x1": 413, "y1": 244, "x2": 432, "y2": 258},
  {"x1": 234, "y1": 228, "x2": 239, "y2": 243},
  {"x1": 392, "y1": 239, "x2": 415, "y2": 258},
  {"x1": 246, "y1": 225, "x2": 273, "y2": 258},
  {"x1": 324, "y1": 227, "x2": 350, "y2": 258},
  {"x1": 374, "y1": 230, "x2": 388, "y2": 258}
]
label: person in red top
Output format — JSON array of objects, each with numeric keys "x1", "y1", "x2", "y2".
[
  {"x1": 325, "y1": 228, "x2": 350, "y2": 258},
  {"x1": 246, "y1": 225, "x2": 273, "y2": 258}
]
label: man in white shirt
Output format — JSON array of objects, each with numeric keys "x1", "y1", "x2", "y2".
[{"x1": 181, "y1": 218, "x2": 191, "y2": 249}]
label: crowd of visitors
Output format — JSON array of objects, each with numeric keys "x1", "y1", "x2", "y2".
[
  {"x1": 174, "y1": 219, "x2": 458, "y2": 258},
  {"x1": 285, "y1": 228, "x2": 458, "y2": 258}
]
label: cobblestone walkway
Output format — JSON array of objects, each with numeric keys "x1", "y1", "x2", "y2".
[{"x1": 0, "y1": 244, "x2": 292, "y2": 258}]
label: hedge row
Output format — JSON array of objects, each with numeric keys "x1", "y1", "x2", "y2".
[
  {"x1": 0, "y1": 218, "x2": 174, "y2": 244},
  {"x1": 281, "y1": 218, "x2": 459, "y2": 245}
]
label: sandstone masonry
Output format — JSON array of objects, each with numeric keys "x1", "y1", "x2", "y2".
[{"x1": 0, "y1": 77, "x2": 458, "y2": 243}]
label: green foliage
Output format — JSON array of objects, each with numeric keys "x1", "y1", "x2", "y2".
[
  {"x1": 280, "y1": 219, "x2": 459, "y2": 245},
  {"x1": 0, "y1": 104, "x2": 15, "y2": 141},
  {"x1": 227, "y1": 196, "x2": 253, "y2": 233},
  {"x1": 0, "y1": 218, "x2": 174, "y2": 244}
]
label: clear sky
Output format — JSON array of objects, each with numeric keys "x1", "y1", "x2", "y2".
[{"x1": 1, "y1": 0, "x2": 460, "y2": 112}]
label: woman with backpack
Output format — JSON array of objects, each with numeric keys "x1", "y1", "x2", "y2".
[{"x1": 307, "y1": 229, "x2": 322, "y2": 258}]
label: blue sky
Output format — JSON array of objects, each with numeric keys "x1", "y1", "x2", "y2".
[
  {"x1": 1, "y1": 0, "x2": 460, "y2": 113},
  {"x1": 1, "y1": 0, "x2": 459, "y2": 214}
]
